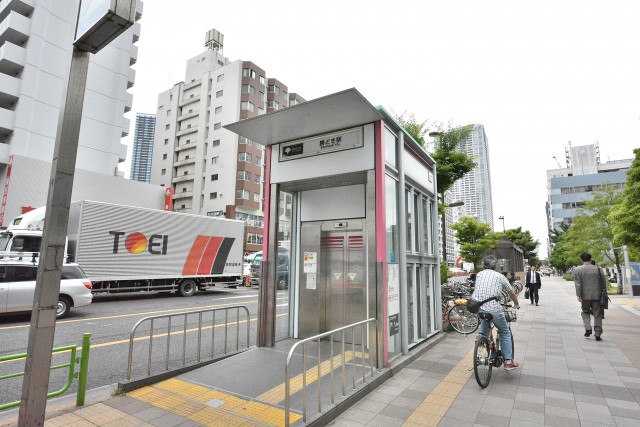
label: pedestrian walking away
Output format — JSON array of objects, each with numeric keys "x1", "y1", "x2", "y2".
[
  {"x1": 472, "y1": 255, "x2": 521, "y2": 370},
  {"x1": 573, "y1": 252, "x2": 605, "y2": 341},
  {"x1": 526, "y1": 265, "x2": 541, "y2": 306}
]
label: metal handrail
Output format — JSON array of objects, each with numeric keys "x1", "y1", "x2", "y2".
[
  {"x1": 285, "y1": 318, "x2": 379, "y2": 426},
  {"x1": 126, "y1": 305, "x2": 250, "y2": 381},
  {"x1": 0, "y1": 333, "x2": 91, "y2": 410}
]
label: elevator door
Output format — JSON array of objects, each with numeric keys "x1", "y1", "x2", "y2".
[{"x1": 321, "y1": 229, "x2": 366, "y2": 334}]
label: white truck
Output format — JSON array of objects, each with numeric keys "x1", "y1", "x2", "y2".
[{"x1": 0, "y1": 201, "x2": 245, "y2": 296}]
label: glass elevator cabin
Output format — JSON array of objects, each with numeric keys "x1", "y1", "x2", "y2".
[{"x1": 225, "y1": 88, "x2": 442, "y2": 366}]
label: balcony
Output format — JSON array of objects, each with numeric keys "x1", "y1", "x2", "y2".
[
  {"x1": 172, "y1": 173, "x2": 195, "y2": 184},
  {"x1": 127, "y1": 67, "x2": 136, "y2": 89},
  {"x1": 123, "y1": 91, "x2": 133, "y2": 113},
  {"x1": 174, "y1": 141, "x2": 195, "y2": 152},
  {"x1": 184, "y1": 80, "x2": 201, "y2": 91},
  {"x1": 177, "y1": 110, "x2": 199, "y2": 121},
  {"x1": 175, "y1": 125, "x2": 198, "y2": 137},
  {"x1": 121, "y1": 117, "x2": 130, "y2": 137},
  {"x1": 0, "y1": 72, "x2": 20, "y2": 107},
  {"x1": 173, "y1": 157, "x2": 195, "y2": 167},
  {"x1": 0, "y1": 41, "x2": 25, "y2": 75},
  {"x1": 179, "y1": 94, "x2": 200, "y2": 107},
  {"x1": 131, "y1": 21, "x2": 140, "y2": 43},
  {"x1": 0, "y1": 0, "x2": 34, "y2": 22},
  {"x1": 135, "y1": 0, "x2": 143, "y2": 21},
  {"x1": 0, "y1": 10, "x2": 30, "y2": 46},
  {"x1": 0, "y1": 107, "x2": 15, "y2": 135},
  {"x1": 172, "y1": 190, "x2": 193, "y2": 200}
]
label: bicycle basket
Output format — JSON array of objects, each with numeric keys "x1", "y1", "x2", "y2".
[
  {"x1": 454, "y1": 298, "x2": 468, "y2": 306},
  {"x1": 504, "y1": 310, "x2": 517, "y2": 322}
]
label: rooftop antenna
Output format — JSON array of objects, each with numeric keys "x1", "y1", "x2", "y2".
[{"x1": 205, "y1": 29, "x2": 224, "y2": 55}]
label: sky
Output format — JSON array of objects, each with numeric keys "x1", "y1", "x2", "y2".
[{"x1": 122, "y1": 0, "x2": 640, "y2": 258}]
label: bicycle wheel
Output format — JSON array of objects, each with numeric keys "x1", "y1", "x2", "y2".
[
  {"x1": 474, "y1": 336, "x2": 493, "y2": 388},
  {"x1": 447, "y1": 305, "x2": 479, "y2": 334}
]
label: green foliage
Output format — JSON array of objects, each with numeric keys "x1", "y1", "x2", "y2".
[
  {"x1": 502, "y1": 227, "x2": 540, "y2": 265},
  {"x1": 395, "y1": 112, "x2": 429, "y2": 147},
  {"x1": 563, "y1": 274, "x2": 573, "y2": 281},
  {"x1": 429, "y1": 124, "x2": 477, "y2": 198},
  {"x1": 610, "y1": 148, "x2": 640, "y2": 259},
  {"x1": 440, "y1": 260, "x2": 449, "y2": 285},
  {"x1": 452, "y1": 216, "x2": 499, "y2": 270}
]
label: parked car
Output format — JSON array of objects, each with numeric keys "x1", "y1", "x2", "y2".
[
  {"x1": 0, "y1": 260, "x2": 93, "y2": 319},
  {"x1": 249, "y1": 248, "x2": 289, "y2": 289}
]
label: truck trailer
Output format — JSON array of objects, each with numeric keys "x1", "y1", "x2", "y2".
[{"x1": 0, "y1": 201, "x2": 244, "y2": 296}]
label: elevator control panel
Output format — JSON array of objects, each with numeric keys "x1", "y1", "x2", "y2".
[{"x1": 334, "y1": 222, "x2": 348, "y2": 228}]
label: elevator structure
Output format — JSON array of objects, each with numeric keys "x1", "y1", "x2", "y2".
[{"x1": 226, "y1": 88, "x2": 441, "y2": 366}]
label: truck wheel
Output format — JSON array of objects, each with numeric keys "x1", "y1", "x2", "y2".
[
  {"x1": 56, "y1": 296, "x2": 72, "y2": 319},
  {"x1": 179, "y1": 279, "x2": 197, "y2": 297},
  {"x1": 277, "y1": 277, "x2": 288, "y2": 290}
]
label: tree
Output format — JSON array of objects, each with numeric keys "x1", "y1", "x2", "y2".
[
  {"x1": 610, "y1": 148, "x2": 640, "y2": 261},
  {"x1": 501, "y1": 227, "x2": 540, "y2": 266},
  {"x1": 452, "y1": 216, "x2": 499, "y2": 270},
  {"x1": 395, "y1": 112, "x2": 429, "y2": 147}
]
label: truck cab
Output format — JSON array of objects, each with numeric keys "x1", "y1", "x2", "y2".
[{"x1": 0, "y1": 207, "x2": 46, "y2": 257}]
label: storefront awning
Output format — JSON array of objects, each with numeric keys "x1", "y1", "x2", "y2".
[{"x1": 224, "y1": 88, "x2": 383, "y2": 146}]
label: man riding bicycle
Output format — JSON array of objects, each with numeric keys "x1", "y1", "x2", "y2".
[{"x1": 471, "y1": 256, "x2": 521, "y2": 370}]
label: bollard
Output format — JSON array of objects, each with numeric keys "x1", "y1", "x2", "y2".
[{"x1": 76, "y1": 333, "x2": 91, "y2": 406}]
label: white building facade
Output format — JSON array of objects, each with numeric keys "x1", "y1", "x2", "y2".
[
  {"x1": 150, "y1": 32, "x2": 304, "y2": 253},
  {"x1": 0, "y1": 0, "x2": 143, "y2": 225}
]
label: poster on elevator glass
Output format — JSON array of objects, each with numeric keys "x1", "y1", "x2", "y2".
[
  {"x1": 303, "y1": 252, "x2": 317, "y2": 273},
  {"x1": 388, "y1": 264, "x2": 400, "y2": 316},
  {"x1": 306, "y1": 273, "x2": 317, "y2": 289}
]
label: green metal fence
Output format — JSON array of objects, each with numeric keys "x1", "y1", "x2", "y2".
[{"x1": 0, "y1": 333, "x2": 91, "y2": 411}]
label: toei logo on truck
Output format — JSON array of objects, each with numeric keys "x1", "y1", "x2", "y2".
[{"x1": 109, "y1": 231, "x2": 168, "y2": 255}]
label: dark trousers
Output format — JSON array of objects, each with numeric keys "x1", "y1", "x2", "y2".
[
  {"x1": 528, "y1": 285, "x2": 539, "y2": 303},
  {"x1": 581, "y1": 299, "x2": 603, "y2": 336}
]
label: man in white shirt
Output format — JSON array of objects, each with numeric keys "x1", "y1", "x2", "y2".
[{"x1": 526, "y1": 265, "x2": 542, "y2": 306}]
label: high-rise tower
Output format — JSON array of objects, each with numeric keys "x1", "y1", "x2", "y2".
[{"x1": 131, "y1": 113, "x2": 156, "y2": 182}]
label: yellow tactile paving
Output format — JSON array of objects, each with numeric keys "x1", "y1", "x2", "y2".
[
  {"x1": 72, "y1": 403, "x2": 129, "y2": 424},
  {"x1": 44, "y1": 412, "x2": 95, "y2": 427},
  {"x1": 124, "y1": 378, "x2": 302, "y2": 426},
  {"x1": 404, "y1": 347, "x2": 474, "y2": 427}
]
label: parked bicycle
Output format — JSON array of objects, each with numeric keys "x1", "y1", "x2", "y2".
[
  {"x1": 473, "y1": 302, "x2": 518, "y2": 388},
  {"x1": 441, "y1": 289, "x2": 479, "y2": 335}
]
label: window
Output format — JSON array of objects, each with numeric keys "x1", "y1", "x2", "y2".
[
  {"x1": 258, "y1": 108, "x2": 264, "y2": 115},
  {"x1": 236, "y1": 189, "x2": 250, "y2": 200},
  {"x1": 268, "y1": 85, "x2": 280, "y2": 94},
  {"x1": 216, "y1": 90, "x2": 223, "y2": 98},
  {"x1": 213, "y1": 122, "x2": 221, "y2": 130},
  {"x1": 260, "y1": 75, "x2": 265, "y2": 84},
  {"x1": 165, "y1": 124, "x2": 170, "y2": 130},
  {"x1": 207, "y1": 211, "x2": 224, "y2": 217},
  {"x1": 267, "y1": 100, "x2": 279, "y2": 109},
  {"x1": 211, "y1": 156, "x2": 219, "y2": 164},
  {"x1": 259, "y1": 92, "x2": 265, "y2": 101},
  {"x1": 211, "y1": 174, "x2": 218, "y2": 181},
  {"x1": 217, "y1": 74, "x2": 224, "y2": 82},
  {"x1": 162, "y1": 153, "x2": 167, "y2": 160},
  {"x1": 254, "y1": 193, "x2": 261, "y2": 202},
  {"x1": 237, "y1": 171, "x2": 251, "y2": 181},
  {"x1": 255, "y1": 175, "x2": 261, "y2": 184},
  {"x1": 241, "y1": 101, "x2": 254, "y2": 111},
  {"x1": 166, "y1": 109, "x2": 171, "y2": 116},
  {"x1": 210, "y1": 192, "x2": 217, "y2": 199},
  {"x1": 182, "y1": 187, "x2": 187, "y2": 192},
  {"x1": 164, "y1": 138, "x2": 169, "y2": 145},
  {"x1": 283, "y1": 91, "x2": 287, "y2": 99},
  {"x1": 242, "y1": 68, "x2": 256, "y2": 79},
  {"x1": 241, "y1": 84, "x2": 256, "y2": 95},
  {"x1": 161, "y1": 168, "x2": 166, "y2": 175},
  {"x1": 256, "y1": 156, "x2": 261, "y2": 166},
  {"x1": 239, "y1": 136, "x2": 252, "y2": 145},
  {"x1": 212, "y1": 139, "x2": 220, "y2": 147},
  {"x1": 238, "y1": 153, "x2": 252, "y2": 162},
  {"x1": 215, "y1": 106, "x2": 222, "y2": 114}
]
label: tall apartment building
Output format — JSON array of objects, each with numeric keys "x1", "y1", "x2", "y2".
[
  {"x1": 451, "y1": 124, "x2": 494, "y2": 228},
  {"x1": 150, "y1": 30, "x2": 305, "y2": 253},
  {"x1": 546, "y1": 143, "x2": 631, "y2": 250},
  {"x1": 130, "y1": 113, "x2": 156, "y2": 182},
  {"x1": 0, "y1": 0, "x2": 143, "y2": 224}
]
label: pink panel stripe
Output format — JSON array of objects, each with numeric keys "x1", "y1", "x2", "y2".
[{"x1": 374, "y1": 120, "x2": 389, "y2": 365}]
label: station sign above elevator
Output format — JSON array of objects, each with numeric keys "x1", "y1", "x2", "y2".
[{"x1": 280, "y1": 127, "x2": 363, "y2": 161}]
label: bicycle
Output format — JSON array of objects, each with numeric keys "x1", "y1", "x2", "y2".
[
  {"x1": 442, "y1": 290, "x2": 479, "y2": 335},
  {"x1": 473, "y1": 302, "x2": 518, "y2": 388}
]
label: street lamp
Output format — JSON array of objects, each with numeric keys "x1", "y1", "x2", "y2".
[
  {"x1": 442, "y1": 201, "x2": 464, "y2": 266},
  {"x1": 498, "y1": 215, "x2": 505, "y2": 232}
]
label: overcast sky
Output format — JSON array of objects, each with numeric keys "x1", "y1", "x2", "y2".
[{"x1": 122, "y1": 0, "x2": 640, "y2": 258}]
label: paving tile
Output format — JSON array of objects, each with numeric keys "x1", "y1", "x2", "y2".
[
  {"x1": 437, "y1": 416, "x2": 474, "y2": 427},
  {"x1": 444, "y1": 407, "x2": 478, "y2": 422},
  {"x1": 545, "y1": 397, "x2": 576, "y2": 409},
  {"x1": 134, "y1": 407, "x2": 172, "y2": 422},
  {"x1": 473, "y1": 412, "x2": 510, "y2": 427},
  {"x1": 327, "y1": 418, "x2": 366, "y2": 427},
  {"x1": 366, "y1": 413, "x2": 404, "y2": 427},
  {"x1": 339, "y1": 408, "x2": 377, "y2": 424},
  {"x1": 543, "y1": 414, "x2": 582, "y2": 427},
  {"x1": 353, "y1": 399, "x2": 386, "y2": 413},
  {"x1": 149, "y1": 413, "x2": 192, "y2": 427},
  {"x1": 545, "y1": 404, "x2": 579, "y2": 419},
  {"x1": 614, "y1": 415, "x2": 640, "y2": 426},
  {"x1": 574, "y1": 393, "x2": 606, "y2": 405},
  {"x1": 379, "y1": 404, "x2": 413, "y2": 421},
  {"x1": 115, "y1": 400, "x2": 155, "y2": 415},
  {"x1": 607, "y1": 406, "x2": 640, "y2": 420},
  {"x1": 389, "y1": 396, "x2": 421, "y2": 411},
  {"x1": 399, "y1": 388, "x2": 429, "y2": 401},
  {"x1": 510, "y1": 408, "x2": 544, "y2": 424}
]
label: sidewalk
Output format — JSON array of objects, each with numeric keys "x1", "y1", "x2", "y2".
[{"x1": 3, "y1": 276, "x2": 640, "y2": 426}]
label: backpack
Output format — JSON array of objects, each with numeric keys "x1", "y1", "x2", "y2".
[{"x1": 466, "y1": 296, "x2": 498, "y2": 314}]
